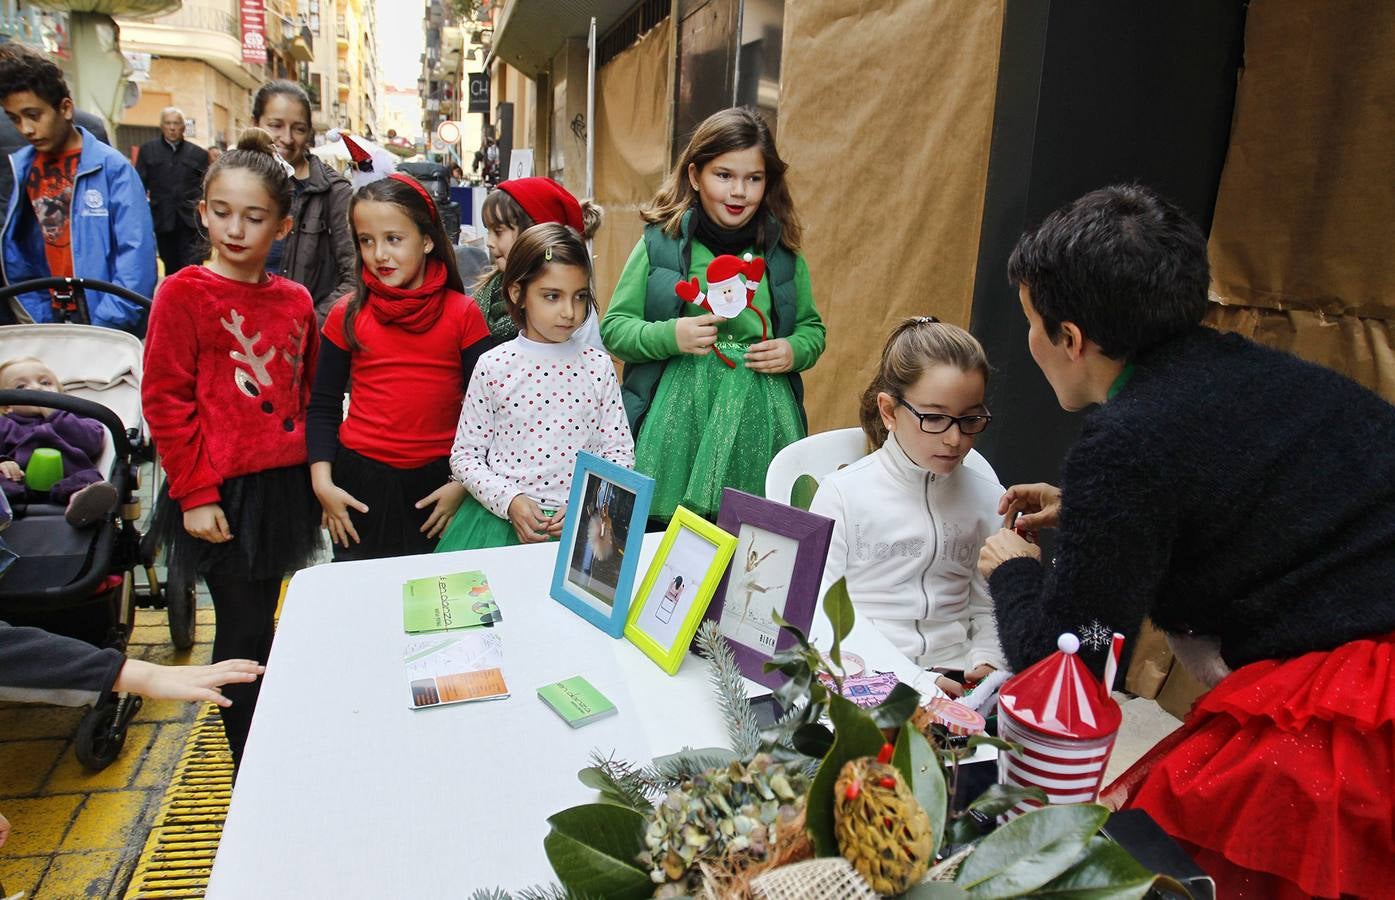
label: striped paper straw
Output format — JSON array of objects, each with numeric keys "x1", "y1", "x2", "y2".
[{"x1": 1103, "y1": 632, "x2": 1125, "y2": 693}]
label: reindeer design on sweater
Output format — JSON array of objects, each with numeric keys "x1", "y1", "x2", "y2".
[{"x1": 222, "y1": 310, "x2": 309, "y2": 424}]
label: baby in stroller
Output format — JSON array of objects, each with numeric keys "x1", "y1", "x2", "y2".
[{"x1": 0, "y1": 356, "x2": 119, "y2": 527}]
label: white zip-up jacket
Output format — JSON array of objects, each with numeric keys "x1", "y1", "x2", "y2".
[{"x1": 810, "y1": 433, "x2": 1008, "y2": 672}]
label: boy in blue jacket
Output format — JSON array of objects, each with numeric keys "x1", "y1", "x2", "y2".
[{"x1": 0, "y1": 43, "x2": 155, "y2": 333}]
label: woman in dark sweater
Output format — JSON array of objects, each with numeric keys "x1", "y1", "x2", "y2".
[{"x1": 979, "y1": 185, "x2": 1395, "y2": 898}]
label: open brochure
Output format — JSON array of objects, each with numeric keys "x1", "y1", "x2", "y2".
[{"x1": 405, "y1": 631, "x2": 508, "y2": 710}]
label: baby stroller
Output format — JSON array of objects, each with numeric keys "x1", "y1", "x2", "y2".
[{"x1": 0, "y1": 277, "x2": 195, "y2": 770}]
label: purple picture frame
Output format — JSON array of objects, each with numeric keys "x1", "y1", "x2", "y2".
[{"x1": 701, "y1": 488, "x2": 835, "y2": 690}]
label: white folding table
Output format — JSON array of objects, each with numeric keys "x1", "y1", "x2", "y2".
[{"x1": 207, "y1": 535, "x2": 935, "y2": 898}]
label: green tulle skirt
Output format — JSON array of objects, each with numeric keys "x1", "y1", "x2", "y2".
[
  {"x1": 435, "y1": 493, "x2": 557, "y2": 553},
  {"x1": 635, "y1": 343, "x2": 805, "y2": 520}
]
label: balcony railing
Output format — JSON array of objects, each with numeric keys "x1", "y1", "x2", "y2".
[{"x1": 151, "y1": 1, "x2": 240, "y2": 39}]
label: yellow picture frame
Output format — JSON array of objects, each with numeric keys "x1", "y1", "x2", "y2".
[{"x1": 624, "y1": 506, "x2": 738, "y2": 675}]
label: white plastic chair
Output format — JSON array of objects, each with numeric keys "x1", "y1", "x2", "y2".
[{"x1": 764, "y1": 427, "x2": 1000, "y2": 504}]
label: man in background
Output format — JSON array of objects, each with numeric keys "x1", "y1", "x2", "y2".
[{"x1": 136, "y1": 107, "x2": 207, "y2": 275}]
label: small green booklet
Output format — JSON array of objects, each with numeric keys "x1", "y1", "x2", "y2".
[
  {"x1": 537, "y1": 676, "x2": 617, "y2": 728},
  {"x1": 402, "y1": 570, "x2": 502, "y2": 634}
]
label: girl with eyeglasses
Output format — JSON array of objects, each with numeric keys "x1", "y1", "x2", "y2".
[{"x1": 810, "y1": 317, "x2": 1007, "y2": 698}]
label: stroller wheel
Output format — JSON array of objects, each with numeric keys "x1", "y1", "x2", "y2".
[
  {"x1": 75, "y1": 700, "x2": 129, "y2": 770},
  {"x1": 167, "y1": 576, "x2": 197, "y2": 650}
]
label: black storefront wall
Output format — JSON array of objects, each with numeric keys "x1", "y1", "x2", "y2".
[{"x1": 969, "y1": 0, "x2": 1248, "y2": 488}]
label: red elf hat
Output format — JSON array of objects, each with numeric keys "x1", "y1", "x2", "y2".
[{"x1": 498, "y1": 177, "x2": 584, "y2": 232}]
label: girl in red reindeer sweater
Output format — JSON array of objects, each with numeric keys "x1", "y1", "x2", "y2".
[{"x1": 142, "y1": 129, "x2": 323, "y2": 769}]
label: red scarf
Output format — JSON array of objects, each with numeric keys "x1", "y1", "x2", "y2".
[{"x1": 358, "y1": 257, "x2": 448, "y2": 332}]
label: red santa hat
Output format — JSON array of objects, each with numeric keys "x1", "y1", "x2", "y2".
[
  {"x1": 705, "y1": 254, "x2": 763, "y2": 285},
  {"x1": 997, "y1": 633, "x2": 1121, "y2": 740},
  {"x1": 498, "y1": 177, "x2": 584, "y2": 232},
  {"x1": 329, "y1": 129, "x2": 375, "y2": 172}
]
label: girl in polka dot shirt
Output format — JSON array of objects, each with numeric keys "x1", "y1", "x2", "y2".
[{"x1": 437, "y1": 223, "x2": 634, "y2": 550}]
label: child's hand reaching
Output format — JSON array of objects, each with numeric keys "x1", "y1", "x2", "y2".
[
  {"x1": 416, "y1": 480, "x2": 467, "y2": 539},
  {"x1": 507, "y1": 494, "x2": 552, "y2": 544},
  {"x1": 0, "y1": 460, "x2": 22, "y2": 481},
  {"x1": 744, "y1": 338, "x2": 794, "y2": 373},
  {"x1": 184, "y1": 503, "x2": 233, "y2": 543}
]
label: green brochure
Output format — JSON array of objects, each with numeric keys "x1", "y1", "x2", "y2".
[
  {"x1": 402, "y1": 570, "x2": 502, "y2": 634},
  {"x1": 536, "y1": 676, "x2": 617, "y2": 728}
]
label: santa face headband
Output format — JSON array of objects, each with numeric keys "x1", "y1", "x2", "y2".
[{"x1": 674, "y1": 252, "x2": 768, "y2": 367}]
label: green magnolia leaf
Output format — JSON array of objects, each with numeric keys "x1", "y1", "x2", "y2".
[
  {"x1": 543, "y1": 803, "x2": 652, "y2": 900},
  {"x1": 901, "y1": 884, "x2": 971, "y2": 899},
  {"x1": 771, "y1": 609, "x2": 812, "y2": 650},
  {"x1": 792, "y1": 722, "x2": 835, "y2": 758},
  {"x1": 954, "y1": 804, "x2": 1109, "y2": 898},
  {"x1": 773, "y1": 664, "x2": 812, "y2": 709},
  {"x1": 944, "y1": 814, "x2": 984, "y2": 848},
  {"x1": 869, "y1": 682, "x2": 922, "y2": 729},
  {"x1": 965, "y1": 782, "x2": 1049, "y2": 818},
  {"x1": 790, "y1": 473, "x2": 820, "y2": 511},
  {"x1": 822, "y1": 578, "x2": 855, "y2": 669},
  {"x1": 965, "y1": 734, "x2": 1017, "y2": 753},
  {"x1": 805, "y1": 693, "x2": 889, "y2": 856},
  {"x1": 893, "y1": 725, "x2": 948, "y2": 853},
  {"x1": 1030, "y1": 836, "x2": 1168, "y2": 899}
]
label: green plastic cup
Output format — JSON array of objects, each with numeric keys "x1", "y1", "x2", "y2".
[{"x1": 25, "y1": 448, "x2": 64, "y2": 493}]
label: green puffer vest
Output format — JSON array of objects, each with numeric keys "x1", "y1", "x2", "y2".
[{"x1": 621, "y1": 209, "x2": 806, "y2": 435}]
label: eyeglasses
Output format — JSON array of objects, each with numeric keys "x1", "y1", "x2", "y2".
[{"x1": 897, "y1": 398, "x2": 992, "y2": 435}]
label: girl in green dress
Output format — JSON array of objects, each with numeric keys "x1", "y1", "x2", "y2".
[{"x1": 600, "y1": 107, "x2": 825, "y2": 520}]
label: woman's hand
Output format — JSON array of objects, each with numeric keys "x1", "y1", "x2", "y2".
[
  {"x1": 312, "y1": 469, "x2": 368, "y2": 549},
  {"x1": 674, "y1": 313, "x2": 724, "y2": 355},
  {"x1": 507, "y1": 494, "x2": 552, "y2": 544},
  {"x1": 0, "y1": 809, "x2": 9, "y2": 848},
  {"x1": 744, "y1": 338, "x2": 794, "y2": 374},
  {"x1": 113, "y1": 658, "x2": 264, "y2": 708},
  {"x1": 977, "y1": 528, "x2": 1041, "y2": 579},
  {"x1": 998, "y1": 482, "x2": 1062, "y2": 532},
  {"x1": 183, "y1": 503, "x2": 233, "y2": 543},
  {"x1": 0, "y1": 460, "x2": 23, "y2": 481},
  {"x1": 416, "y1": 480, "x2": 467, "y2": 539}
]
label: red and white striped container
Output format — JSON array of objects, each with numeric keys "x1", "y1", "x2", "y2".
[{"x1": 996, "y1": 633, "x2": 1122, "y2": 821}]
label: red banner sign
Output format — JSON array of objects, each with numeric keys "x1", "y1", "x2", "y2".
[{"x1": 241, "y1": 0, "x2": 267, "y2": 64}]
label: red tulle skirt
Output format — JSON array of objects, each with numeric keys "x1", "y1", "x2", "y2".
[{"x1": 1102, "y1": 632, "x2": 1395, "y2": 899}]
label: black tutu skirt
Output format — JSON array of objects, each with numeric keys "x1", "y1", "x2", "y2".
[
  {"x1": 150, "y1": 464, "x2": 324, "y2": 584},
  {"x1": 329, "y1": 447, "x2": 451, "y2": 561}
]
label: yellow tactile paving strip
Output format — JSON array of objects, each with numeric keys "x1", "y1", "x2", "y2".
[
  {"x1": 0, "y1": 607, "x2": 215, "y2": 899},
  {"x1": 121, "y1": 705, "x2": 232, "y2": 899}
]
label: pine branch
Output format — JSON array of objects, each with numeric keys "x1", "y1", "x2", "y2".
[
  {"x1": 696, "y1": 619, "x2": 762, "y2": 757},
  {"x1": 585, "y1": 749, "x2": 662, "y2": 811},
  {"x1": 468, "y1": 890, "x2": 511, "y2": 900},
  {"x1": 650, "y1": 746, "x2": 740, "y2": 783},
  {"x1": 514, "y1": 885, "x2": 579, "y2": 900}
]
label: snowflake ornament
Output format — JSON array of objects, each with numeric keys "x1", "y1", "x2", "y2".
[{"x1": 1078, "y1": 619, "x2": 1114, "y2": 651}]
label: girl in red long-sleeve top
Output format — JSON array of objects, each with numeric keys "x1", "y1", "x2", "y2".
[{"x1": 142, "y1": 129, "x2": 323, "y2": 770}]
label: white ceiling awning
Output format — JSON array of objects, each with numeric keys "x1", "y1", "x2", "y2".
[{"x1": 491, "y1": 0, "x2": 636, "y2": 77}]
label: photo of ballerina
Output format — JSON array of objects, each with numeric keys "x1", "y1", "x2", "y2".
[
  {"x1": 565, "y1": 473, "x2": 637, "y2": 607},
  {"x1": 717, "y1": 525, "x2": 799, "y2": 652}
]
